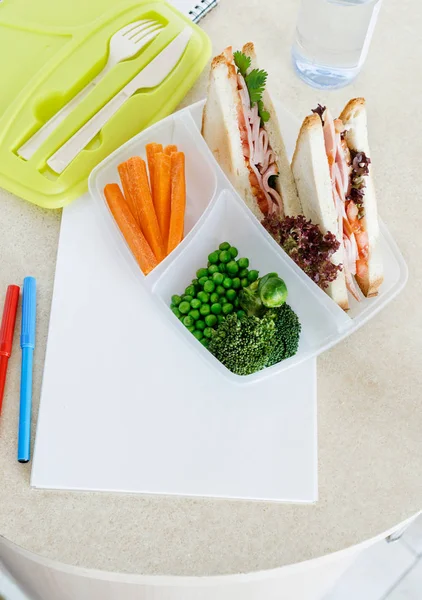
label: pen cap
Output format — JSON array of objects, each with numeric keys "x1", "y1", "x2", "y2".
[
  {"x1": 21, "y1": 277, "x2": 36, "y2": 349},
  {"x1": 0, "y1": 285, "x2": 20, "y2": 357}
]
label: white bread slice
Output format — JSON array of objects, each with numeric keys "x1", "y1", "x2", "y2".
[
  {"x1": 201, "y1": 44, "x2": 300, "y2": 220},
  {"x1": 340, "y1": 98, "x2": 383, "y2": 297},
  {"x1": 291, "y1": 114, "x2": 349, "y2": 310},
  {"x1": 242, "y1": 43, "x2": 301, "y2": 216},
  {"x1": 201, "y1": 51, "x2": 264, "y2": 221}
]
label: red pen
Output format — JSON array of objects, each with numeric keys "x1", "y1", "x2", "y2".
[{"x1": 0, "y1": 285, "x2": 20, "y2": 417}]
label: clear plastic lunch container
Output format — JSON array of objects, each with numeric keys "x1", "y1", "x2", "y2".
[{"x1": 89, "y1": 100, "x2": 408, "y2": 384}]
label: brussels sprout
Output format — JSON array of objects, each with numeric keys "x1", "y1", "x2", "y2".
[
  {"x1": 258, "y1": 273, "x2": 288, "y2": 308},
  {"x1": 239, "y1": 272, "x2": 287, "y2": 317}
]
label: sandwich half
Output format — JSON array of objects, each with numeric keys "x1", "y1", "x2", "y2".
[
  {"x1": 292, "y1": 98, "x2": 383, "y2": 310},
  {"x1": 202, "y1": 43, "x2": 301, "y2": 221}
]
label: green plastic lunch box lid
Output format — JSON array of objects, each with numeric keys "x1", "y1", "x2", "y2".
[{"x1": 0, "y1": 0, "x2": 211, "y2": 209}]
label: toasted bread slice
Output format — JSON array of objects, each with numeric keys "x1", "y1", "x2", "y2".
[
  {"x1": 340, "y1": 98, "x2": 383, "y2": 297},
  {"x1": 202, "y1": 48, "x2": 264, "y2": 220},
  {"x1": 292, "y1": 114, "x2": 349, "y2": 310},
  {"x1": 202, "y1": 43, "x2": 300, "y2": 220}
]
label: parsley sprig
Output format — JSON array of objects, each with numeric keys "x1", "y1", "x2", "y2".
[{"x1": 233, "y1": 51, "x2": 270, "y2": 123}]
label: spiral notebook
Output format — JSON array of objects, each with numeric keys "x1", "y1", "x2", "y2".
[{"x1": 180, "y1": 0, "x2": 219, "y2": 23}]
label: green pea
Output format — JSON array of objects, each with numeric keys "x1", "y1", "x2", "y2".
[
  {"x1": 226, "y1": 288, "x2": 237, "y2": 302},
  {"x1": 212, "y1": 272, "x2": 224, "y2": 285},
  {"x1": 193, "y1": 330, "x2": 204, "y2": 341},
  {"x1": 210, "y1": 292, "x2": 219, "y2": 304},
  {"x1": 232, "y1": 277, "x2": 241, "y2": 289},
  {"x1": 241, "y1": 278, "x2": 249, "y2": 288},
  {"x1": 205, "y1": 314, "x2": 218, "y2": 327},
  {"x1": 196, "y1": 268, "x2": 208, "y2": 279},
  {"x1": 171, "y1": 307, "x2": 181, "y2": 318},
  {"x1": 217, "y1": 315, "x2": 225, "y2": 324},
  {"x1": 222, "y1": 303, "x2": 234, "y2": 315},
  {"x1": 185, "y1": 285, "x2": 196, "y2": 297},
  {"x1": 226, "y1": 260, "x2": 239, "y2": 275},
  {"x1": 204, "y1": 327, "x2": 214, "y2": 339},
  {"x1": 201, "y1": 338, "x2": 210, "y2": 348},
  {"x1": 234, "y1": 298, "x2": 239, "y2": 308},
  {"x1": 191, "y1": 279, "x2": 199, "y2": 287},
  {"x1": 197, "y1": 291, "x2": 209, "y2": 304},
  {"x1": 189, "y1": 309, "x2": 200, "y2": 321},
  {"x1": 220, "y1": 297, "x2": 228, "y2": 306},
  {"x1": 237, "y1": 310, "x2": 246, "y2": 319},
  {"x1": 237, "y1": 257, "x2": 249, "y2": 269},
  {"x1": 182, "y1": 295, "x2": 193, "y2": 303},
  {"x1": 216, "y1": 285, "x2": 226, "y2": 296},
  {"x1": 248, "y1": 269, "x2": 259, "y2": 283},
  {"x1": 171, "y1": 295, "x2": 182, "y2": 306},
  {"x1": 198, "y1": 276, "x2": 208, "y2": 288},
  {"x1": 223, "y1": 277, "x2": 232, "y2": 289},
  {"x1": 196, "y1": 320, "x2": 206, "y2": 331},
  {"x1": 200, "y1": 304, "x2": 211, "y2": 316},
  {"x1": 208, "y1": 264, "x2": 219, "y2": 275},
  {"x1": 183, "y1": 315, "x2": 194, "y2": 327},
  {"x1": 179, "y1": 301, "x2": 190, "y2": 315},
  {"x1": 187, "y1": 325, "x2": 196, "y2": 333},
  {"x1": 219, "y1": 250, "x2": 231, "y2": 264},
  {"x1": 229, "y1": 246, "x2": 238, "y2": 258},
  {"x1": 219, "y1": 242, "x2": 231, "y2": 251},
  {"x1": 211, "y1": 303, "x2": 222, "y2": 315},
  {"x1": 190, "y1": 298, "x2": 201, "y2": 309},
  {"x1": 238, "y1": 268, "x2": 249, "y2": 278},
  {"x1": 208, "y1": 251, "x2": 220, "y2": 264},
  {"x1": 219, "y1": 262, "x2": 227, "y2": 273},
  {"x1": 203, "y1": 280, "x2": 215, "y2": 294}
]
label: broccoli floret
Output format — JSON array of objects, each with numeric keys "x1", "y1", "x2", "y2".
[
  {"x1": 208, "y1": 313, "x2": 276, "y2": 376},
  {"x1": 266, "y1": 304, "x2": 301, "y2": 366}
]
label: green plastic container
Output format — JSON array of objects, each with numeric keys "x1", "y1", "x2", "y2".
[{"x1": 0, "y1": 0, "x2": 211, "y2": 209}]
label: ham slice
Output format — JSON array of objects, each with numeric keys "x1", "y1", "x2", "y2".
[
  {"x1": 322, "y1": 108, "x2": 361, "y2": 300},
  {"x1": 236, "y1": 73, "x2": 284, "y2": 217}
]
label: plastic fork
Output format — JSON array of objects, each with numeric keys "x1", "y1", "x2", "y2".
[{"x1": 18, "y1": 20, "x2": 163, "y2": 160}]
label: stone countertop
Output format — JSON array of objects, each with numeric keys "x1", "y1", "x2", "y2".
[{"x1": 0, "y1": 0, "x2": 421, "y2": 578}]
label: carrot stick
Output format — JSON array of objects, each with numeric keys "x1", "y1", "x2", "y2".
[
  {"x1": 125, "y1": 156, "x2": 165, "y2": 262},
  {"x1": 104, "y1": 183, "x2": 158, "y2": 275},
  {"x1": 146, "y1": 143, "x2": 163, "y2": 204},
  {"x1": 167, "y1": 152, "x2": 186, "y2": 255},
  {"x1": 164, "y1": 144, "x2": 178, "y2": 155},
  {"x1": 118, "y1": 161, "x2": 139, "y2": 224},
  {"x1": 153, "y1": 152, "x2": 172, "y2": 247}
]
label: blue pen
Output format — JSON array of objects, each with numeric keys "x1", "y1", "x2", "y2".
[{"x1": 18, "y1": 277, "x2": 36, "y2": 463}]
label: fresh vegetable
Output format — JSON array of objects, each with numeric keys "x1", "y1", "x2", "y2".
[
  {"x1": 233, "y1": 51, "x2": 270, "y2": 123},
  {"x1": 167, "y1": 152, "x2": 186, "y2": 255},
  {"x1": 153, "y1": 152, "x2": 172, "y2": 245},
  {"x1": 208, "y1": 313, "x2": 276, "y2": 376},
  {"x1": 266, "y1": 304, "x2": 302, "y2": 366},
  {"x1": 347, "y1": 150, "x2": 371, "y2": 220},
  {"x1": 164, "y1": 144, "x2": 178, "y2": 155},
  {"x1": 262, "y1": 214, "x2": 342, "y2": 290},
  {"x1": 145, "y1": 143, "x2": 163, "y2": 202},
  {"x1": 117, "y1": 162, "x2": 139, "y2": 225},
  {"x1": 123, "y1": 157, "x2": 165, "y2": 262},
  {"x1": 169, "y1": 243, "x2": 301, "y2": 375},
  {"x1": 170, "y1": 243, "x2": 250, "y2": 338},
  {"x1": 239, "y1": 273, "x2": 287, "y2": 317},
  {"x1": 104, "y1": 184, "x2": 158, "y2": 275}
]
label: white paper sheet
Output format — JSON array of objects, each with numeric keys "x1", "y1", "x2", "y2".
[{"x1": 31, "y1": 45, "x2": 318, "y2": 502}]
